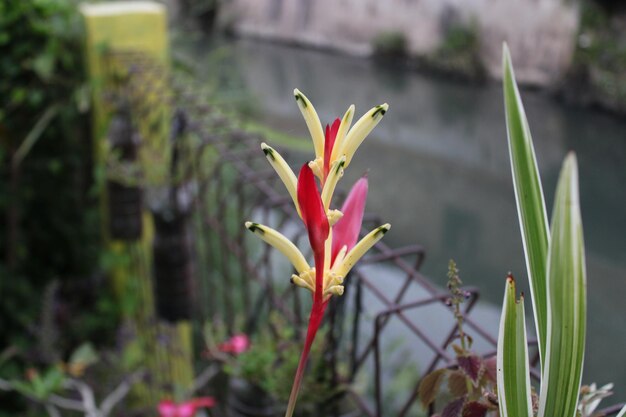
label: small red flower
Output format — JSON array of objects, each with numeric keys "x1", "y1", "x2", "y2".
[
  {"x1": 218, "y1": 333, "x2": 250, "y2": 355},
  {"x1": 157, "y1": 397, "x2": 216, "y2": 417}
]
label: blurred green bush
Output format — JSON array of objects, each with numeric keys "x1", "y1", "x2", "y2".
[
  {"x1": 564, "y1": 0, "x2": 626, "y2": 113},
  {"x1": 0, "y1": 2, "x2": 119, "y2": 413},
  {"x1": 372, "y1": 31, "x2": 408, "y2": 58}
]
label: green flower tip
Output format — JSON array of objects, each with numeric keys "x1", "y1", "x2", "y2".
[
  {"x1": 376, "y1": 223, "x2": 391, "y2": 237},
  {"x1": 344, "y1": 105, "x2": 355, "y2": 120},
  {"x1": 261, "y1": 142, "x2": 275, "y2": 160},
  {"x1": 372, "y1": 103, "x2": 389, "y2": 118},
  {"x1": 245, "y1": 222, "x2": 264, "y2": 234},
  {"x1": 293, "y1": 88, "x2": 307, "y2": 107},
  {"x1": 334, "y1": 157, "x2": 346, "y2": 174}
]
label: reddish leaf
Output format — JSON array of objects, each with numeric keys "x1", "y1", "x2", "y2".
[
  {"x1": 441, "y1": 397, "x2": 465, "y2": 417},
  {"x1": 418, "y1": 369, "x2": 446, "y2": 407},
  {"x1": 457, "y1": 354, "x2": 483, "y2": 386},
  {"x1": 447, "y1": 370, "x2": 468, "y2": 398},
  {"x1": 483, "y1": 356, "x2": 497, "y2": 384},
  {"x1": 462, "y1": 401, "x2": 488, "y2": 417}
]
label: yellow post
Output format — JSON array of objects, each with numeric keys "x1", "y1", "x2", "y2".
[{"x1": 81, "y1": 1, "x2": 193, "y2": 406}]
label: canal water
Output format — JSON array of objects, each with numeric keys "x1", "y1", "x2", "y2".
[{"x1": 187, "y1": 37, "x2": 626, "y2": 403}]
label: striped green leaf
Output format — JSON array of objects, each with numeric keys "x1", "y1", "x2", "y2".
[
  {"x1": 538, "y1": 154, "x2": 587, "y2": 417},
  {"x1": 497, "y1": 276, "x2": 533, "y2": 417},
  {"x1": 502, "y1": 44, "x2": 550, "y2": 367}
]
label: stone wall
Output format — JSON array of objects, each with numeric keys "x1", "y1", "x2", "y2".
[{"x1": 220, "y1": 0, "x2": 580, "y2": 86}]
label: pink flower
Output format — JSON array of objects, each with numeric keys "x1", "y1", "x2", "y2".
[
  {"x1": 157, "y1": 397, "x2": 215, "y2": 417},
  {"x1": 331, "y1": 176, "x2": 368, "y2": 265},
  {"x1": 218, "y1": 333, "x2": 250, "y2": 355}
]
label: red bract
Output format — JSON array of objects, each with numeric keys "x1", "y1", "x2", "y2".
[
  {"x1": 331, "y1": 176, "x2": 368, "y2": 264},
  {"x1": 323, "y1": 118, "x2": 341, "y2": 181},
  {"x1": 285, "y1": 164, "x2": 332, "y2": 417},
  {"x1": 297, "y1": 163, "x2": 329, "y2": 302}
]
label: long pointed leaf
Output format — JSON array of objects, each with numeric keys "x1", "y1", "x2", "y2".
[
  {"x1": 502, "y1": 44, "x2": 550, "y2": 367},
  {"x1": 497, "y1": 276, "x2": 533, "y2": 417},
  {"x1": 538, "y1": 153, "x2": 587, "y2": 417}
]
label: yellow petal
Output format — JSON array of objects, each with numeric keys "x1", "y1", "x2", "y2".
[
  {"x1": 244, "y1": 222, "x2": 310, "y2": 274},
  {"x1": 321, "y1": 156, "x2": 346, "y2": 210},
  {"x1": 335, "y1": 223, "x2": 390, "y2": 278},
  {"x1": 327, "y1": 209, "x2": 343, "y2": 227},
  {"x1": 291, "y1": 274, "x2": 314, "y2": 292},
  {"x1": 341, "y1": 103, "x2": 389, "y2": 167},
  {"x1": 294, "y1": 88, "x2": 325, "y2": 159},
  {"x1": 324, "y1": 285, "x2": 344, "y2": 297},
  {"x1": 330, "y1": 105, "x2": 355, "y2": 164},
  {"x1": 308, "y1": 157, "x2": 324, "y2": 180},
  {"x1": 324, "y1": 270, "x2": 344, "y2": 289},
  {"x1": 261, "y1": 143, "x2": 300, "y2": 216}
]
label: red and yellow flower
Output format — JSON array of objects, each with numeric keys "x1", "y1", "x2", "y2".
[{"x1": 244, "y1": 89, "x2": 390, "y2": 417}]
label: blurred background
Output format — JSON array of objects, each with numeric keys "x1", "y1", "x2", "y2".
[{"x1": 1, "y1": 0, "x2": 625, "y2": 416}]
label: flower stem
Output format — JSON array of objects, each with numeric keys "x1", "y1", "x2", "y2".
[{"x1": 284, "y1": 300, "x2": 327, "y2": 417}]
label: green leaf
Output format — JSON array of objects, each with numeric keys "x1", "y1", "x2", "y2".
[
  {"x1": 538, "y1": 153, "x2": 586, "y2": 417},
  {"x1": 496, "y1": 276, "x2": 532, "y2": 417},
  {"x1": 12, "y1": 104, "x2": 59, "y2": 168},
  {"x1": 32, "y1": 52, "x2": 55, "y2": 81},
  {"x1": 502, "y1": 43, "x2": 550, "y2": 367},
  {"x1": 419, "y1": 368, "x2": 447, "y2": 407},
  {"x1": 11, "y1": 380, "x2": 36, "y2": 398},
  {"x1": 68, "y1": 342, "x2": 99, "y2": 368},
  {"x1": 40, "y1": 367, "x2": 65, "y2": 398}
]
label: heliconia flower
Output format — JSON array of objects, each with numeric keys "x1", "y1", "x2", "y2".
[
  {"x1": 157, "y1": 397, "x2": 216, "y2": 417},
  {"x1": 218, "y1": 333, "x2": 250, "y2": 355},
  {"x1": 245, "y1": 89, "x2": 390, "y2": 417}
]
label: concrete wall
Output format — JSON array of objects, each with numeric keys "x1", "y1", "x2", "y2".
[{"x1": 220, "y1": 0, "x2": 580, "y2": 86}]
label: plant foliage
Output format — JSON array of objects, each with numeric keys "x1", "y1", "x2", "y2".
[
  {"x1": 498, "y1": 44, "x2": 587, "y2": 417},
  {"x1": 0, "y1": 1, "x2": 117, "y2": 413}
]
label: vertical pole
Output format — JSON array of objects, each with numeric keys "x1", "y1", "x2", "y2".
[{"x1": 81, "y1": 1, "x2": 193, "y2": 406}]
